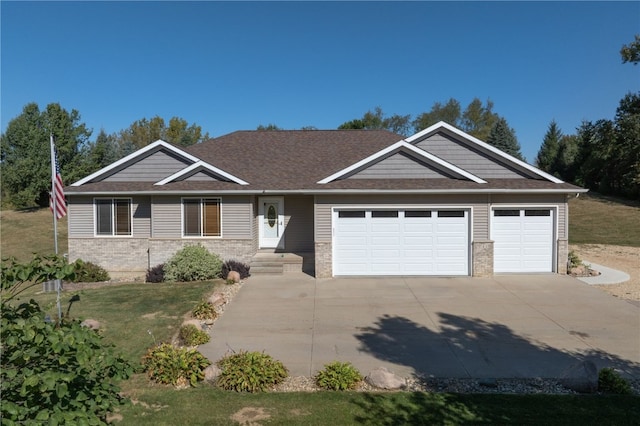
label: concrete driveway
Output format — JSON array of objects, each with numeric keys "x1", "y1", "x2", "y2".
[{"x1": 199, "y1": 274, "x2": 640, "y2": 380}]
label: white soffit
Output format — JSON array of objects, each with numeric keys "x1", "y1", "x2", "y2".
[
  {"x1": 317, "y1": 140, "x2": 486, "y2": 184},
  {"x1": 155, "y1": 161, "x2": 249, "y2": 186},
  {"x1": 71, "y1": 140, "x2": 202, "y2": 186},
  {"x1": 406, "y1": 121, "x2": 564, "y2": 184}
]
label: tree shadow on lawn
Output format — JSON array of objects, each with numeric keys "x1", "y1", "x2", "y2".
[{"x1": 354, "y1": 313, "x2": 640, "y2": 380}]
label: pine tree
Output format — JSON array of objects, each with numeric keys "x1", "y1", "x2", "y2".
[
  {"x1": 486, "y1": 118, "x2": 524, "y2": 161},
  {"x1": 535, "y1": 120, "x2": 562, "y2": 174}
]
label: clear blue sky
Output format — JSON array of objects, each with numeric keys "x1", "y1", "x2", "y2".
[{"x1": 2, "y1": 1, "x2": 638, "y2": 162}]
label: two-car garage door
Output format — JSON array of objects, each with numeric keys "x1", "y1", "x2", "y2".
[{"x1": 333, "y1": 209, "x2": 469, "y2": 276}]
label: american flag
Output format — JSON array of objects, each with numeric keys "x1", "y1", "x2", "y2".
[{"x1": 50, "y1": 141, "x2": 67, "y2": 220}]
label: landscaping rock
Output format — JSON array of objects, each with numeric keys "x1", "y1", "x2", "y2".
[
  {"x1": 365, "y1": 367, "x2": 406, "y2": 390},
  {"x1": 80, "y1": 319, "x2": 101, "y2": 330},
  {"x1": 182, "y1": 319, "x2": 203, "y2": 330},
  {"x1": 208, "y1": 292, "x2": 226, "y2": 306},
  {"x1": 559, "y1": 360, "x2": 598, "y2": 393},
  {"x1": 203, "y1": 364, "x2": 222, "y2": 382},
  {"x1": 227, "y1": 270, "x2": 241, "y2": 283}
]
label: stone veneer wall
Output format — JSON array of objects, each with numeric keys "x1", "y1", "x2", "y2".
[
  {"x1": 472, "y1": 240, "x2": 494, "y2": 277},
  {"x1": 68, "y1": 238, "x2": 255, "y2": 279},
  {"x1": 314, "y1": 242, "x2": 332, "y2": 278},
  {"x1": 557, "y1": 238, "x2": 569, "y2": 275}
]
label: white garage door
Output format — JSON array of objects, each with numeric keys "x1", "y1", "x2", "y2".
[
  {"x1": 492, "y1": 208, "x2": 554, "y2": 273},
  {"x1": 333, "y1": 209, "x2": 469, "y2": 276}
]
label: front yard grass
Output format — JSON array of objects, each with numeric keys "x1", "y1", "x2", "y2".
[{"x1": 569, "y1": 193, "x2": 640, "y2": 246}]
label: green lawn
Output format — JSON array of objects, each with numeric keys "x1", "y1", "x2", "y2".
[{"x1": 569, "y1": 193, "x2": 640, "y2": 246}]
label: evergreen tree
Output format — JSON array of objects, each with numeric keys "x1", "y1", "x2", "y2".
[
  {"x1": 486, "y1": 118, "x2": 524, "y2": 161},
  {"x1": 535, "y1": 120, "x2": 562, "y2": 174}
]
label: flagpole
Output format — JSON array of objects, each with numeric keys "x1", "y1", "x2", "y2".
[
  {"x1": 50, "y1": 133, "x2": 59, "y2": 255},
  {"x1": 50, "y1": 133, "x2": 62, "y2": 322}
]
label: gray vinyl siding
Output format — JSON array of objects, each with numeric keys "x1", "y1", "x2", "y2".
[
  {"x1": 347, "y1": 152, "x2": 448, "y2": 179},
  {"x1": 283, "y1": 195, "x2": 314, "y2": 252},
  {"x1": 221, "y1": 196, "x2": 253, "y2": 239},
  {"x1": 68, "y1": 196, "x2": 94, "y2": 237},
  {"x1": 151, "y1": 196, "x2": 182, "y2": 238},
  {"x1": 181, "y1": 171, "x2": 223, "y2": 182},
  {"x1": 415, "y1": 132, "x2": 533, "y2": 179},
  {"x1": 102, "y1": 150, "x2": 191, "y2": 182},
  {"x1": 315, "y1": 194, "x2": 488, "y2": 242}
]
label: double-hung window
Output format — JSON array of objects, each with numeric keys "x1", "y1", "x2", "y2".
[
  {"x1": 183, "y1": 198, "x2": 221, "y2": 237},
  {"x1": 95, "y1": 198, "x2": 132, "y2": 236}
]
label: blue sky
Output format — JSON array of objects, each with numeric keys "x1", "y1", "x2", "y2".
[{"x1": 2, "y1": 1, "x2": 638, "y2": 162}]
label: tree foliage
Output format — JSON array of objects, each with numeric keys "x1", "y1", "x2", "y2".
[
  {"x1": 338, "y1": 107, "x2": 411, "y2": 136},
  {"x1": 621, "y1": 34, "x2": 640, "y2": 65},
  {"x1": 1, "y1": 103, "x2": 91, "y2": 208},
  {"x1": 1, "y1": 255, "x2": 132, "y2": 424},
  {"x1": 486, "y1": 117, "x2": 524, "y2": 161},
  {"x1": 116, "y1": 115, "x2": 209, "y2": 154}
]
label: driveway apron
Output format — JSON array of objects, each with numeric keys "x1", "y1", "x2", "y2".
[{"x1": 199, "y1": 274, "x2": 640, "y2": 379}]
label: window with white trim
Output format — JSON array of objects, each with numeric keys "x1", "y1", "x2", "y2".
[
  {"x1": 183, "y1": 198, "x2": 221, "y2": 237},
  {"x1": 95, "y1": 198, "x2": 132, "y2": 236}
]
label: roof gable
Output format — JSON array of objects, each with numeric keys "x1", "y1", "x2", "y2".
[
  {"x1": 406, "y1": 122, "x2": 564, "y2": 183},
  {"x1": 155, "y1": 161, "x2": 248, "y2": 185},
  {"x1": 318, "y1": 141, "x2": 486, "y2": 184}
]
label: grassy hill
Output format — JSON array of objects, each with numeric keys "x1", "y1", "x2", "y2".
[{"x1": 1, "y1": 193, "x2": 638, "y2": 262}]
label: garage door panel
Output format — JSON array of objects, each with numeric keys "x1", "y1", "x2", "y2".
[
  {"x1": 334, "y1": 208, "x2": 469, "y2": 276},
  {"x1": 492, "y1": 209, "x2": 553, "y2": 273}
]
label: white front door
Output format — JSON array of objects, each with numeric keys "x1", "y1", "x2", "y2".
[{"x1": 259, "y1": 197, "x2": 284, "y2": 249}]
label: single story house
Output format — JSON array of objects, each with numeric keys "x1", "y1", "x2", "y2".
[{"x1": 65, "y1": 121, "x2": 587, "y2": 279}]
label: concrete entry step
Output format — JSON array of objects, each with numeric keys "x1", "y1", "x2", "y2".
[{"x1": 250, "y1": 251, "x2": 305, "y2": 275}]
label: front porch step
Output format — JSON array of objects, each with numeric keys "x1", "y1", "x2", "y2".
[{"x1": 250, "y1": 252, "x2": 305, "y2": 275}]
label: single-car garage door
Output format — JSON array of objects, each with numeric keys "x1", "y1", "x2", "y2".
[
  {"x1": 333, "y1": 209, "x2": 469, "y2": 276},
  {"x1": 491, "y1": 208, "x2": 554, "y2": 273}
]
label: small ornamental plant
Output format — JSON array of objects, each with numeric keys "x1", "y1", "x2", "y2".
[
  {"x1": 192, "y1": 301, "x2": 217, "y2": 320},
  {"x1": 315, "y1": 361, "x2": 363, "y2": 391},
  {"x1": 142, "y1": 343, "x2": 211, "y2": 388},
  {"x1": 216, "y1": 351, "x2": 288, "y2": 393},
  {"x1": 179, "y1": 324, "x2": 210, "y2": 346}
]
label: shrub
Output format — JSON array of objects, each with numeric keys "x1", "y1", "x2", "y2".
[
  {"x1": 216, "y1": 351, "x2": 288, "y2": 392},
  {"x1": 598, "y1": 368, "x2": 632, "y2": 394},
  {"x1": 315, "y1": 361, "x2": 362, "y2": 391},
  {"x1": 568, "y1": 250, "x2": 582, "y2": 270},
  {"x1": 221, "y1": 259, "x2": 251, "y2": 280},
  {"x1": 71, "y1": 259, "x2": 110, "y2": 282},
  {"x1": 192, "y1": 301, "x2": 217, "y2": 320},
  {"x1": 179, "y1": 324, "x2": 210, "y2": 346},
  {"x1": 1, "y1": 299, "x2": 132, "y2": 424},
  {"x1": 142, "y1": 343, "x2": 211, "y2": 387},
  {"x1": 164, "y1": 245, "x2": 223, "y2": 282},
  {"x1": 146, "y1": 263, "x2": 165, "y2": 283}
]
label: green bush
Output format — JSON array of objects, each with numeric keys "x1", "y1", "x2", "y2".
[
  {"x1": 568, "y1": 250, "x2": 582, "y2": 270},
  {"x1": 216, "y1": 351, "x2": 288, "y2": 392},
  {"x1": 164, "y1": 245, "x2": 223, "y2": 282},
  {"x1": 315, "y1": 361, "x2": 362, "y2": 390},
  {"x1": 192, "y1": 301, "x2": 217, "y2": 320},
  {"x1": 598, "y1": 368, "x2": 633, "y2": 394},
  {"x1": 142, "y1": 343, "x2": 211, "y2": 388},
  {"x1": 179, "y1": 324, "x2": 210, "y2": 346},
  {"x1": 72, "y1": 259, "x2": 110, "y2": 282},
  {"x1": 1, "y1": 299, "x2": 132, "y2": 424}
]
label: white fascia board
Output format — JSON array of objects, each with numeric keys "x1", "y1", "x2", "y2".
[
  {"x1": 154, "y1": 161, "x2": 249, "y2": 186},
  {"x1": 317, "y1": 140, "x2": 486, "y2": 184},
  {"x1": 405, "y1": 121, "x2": 564, "y2": 184},
  {"x1": 71, "y1": 140, "x2": 202, "y2": 186}
]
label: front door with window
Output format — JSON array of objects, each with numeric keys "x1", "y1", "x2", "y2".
[{"x1": 259, "y1": 197, "x2": 284, "y2": 249}]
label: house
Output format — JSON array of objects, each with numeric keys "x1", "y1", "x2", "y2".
[{"x1": 65, "y1": 121, "x2": 586, "y2": 279}]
